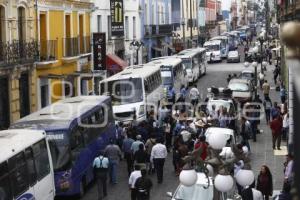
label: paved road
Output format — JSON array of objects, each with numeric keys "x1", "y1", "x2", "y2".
[{"x1": 74, "y1": 60, "x2": 285, "y2": 200}]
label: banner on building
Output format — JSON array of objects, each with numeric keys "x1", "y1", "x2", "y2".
[
  {"x1": 93, "y1": 33, "x2": 106, "y2": 70},
  {"x1": 110, "y1": 0, "x2": 124, "y2": 36}
]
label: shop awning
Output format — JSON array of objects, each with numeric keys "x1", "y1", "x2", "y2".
[{"x1": 106, "y1": 54, "x2": 128, "y2": 74}]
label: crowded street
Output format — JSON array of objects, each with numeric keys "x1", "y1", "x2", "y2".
[
  {"x1": 1, "y1": 0, "x2": 299, "y2": 200},
  {"x1": 77, "y1": 57, "x2": 287, "y2": 200}
]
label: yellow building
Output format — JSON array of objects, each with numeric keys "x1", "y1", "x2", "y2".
[
  {"x1": 172, "y1": 0, "x2": 199, "y2": 51},
  {"x1": 36, "y1": 0, "x2": 93, "y2": 109},
  {"x1": 0, "y1": 0, "x2": 38, "y2": 128}
]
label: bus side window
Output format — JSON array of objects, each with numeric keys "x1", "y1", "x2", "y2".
[
  {"x1": 32, "y1": 140, "x2": 50, "y2": 181},
  {"x1": 70, "y1": 127, "x2": 85, "y2": 150},
  {"x1": 144, "y1": 80, "x2": 149, "y2": 93},
  {"x1": 25, "y1": 148, "x2": 37, "y2": 186},
  {"x1": 0, "y1": 162, "x2": 12, "y2": 200},
  {"x1": 8, "y1": 152, "x2": 29, "y2": 198}
]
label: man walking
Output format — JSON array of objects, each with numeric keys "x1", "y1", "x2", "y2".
[
  {"x1": 270, "y1": 114, "x2": 283, "y2": 150},
  {"x1": 135, "y1": 169, "x2": 153, "y2": 200},
  {"x1": 122, "y1": 135, "x2": 135, "y2": 176},
  {"x1": 104, "y1": 139, "x2": 122, "y2": 184},
  {"x1": 189, "y1": 84, "x2": 200, "y2": 106},
  {"x1": 189, "y1": 85, "x2": 200, "y2": 116},
  {"x1": 131, "y1": 135, "x2": 144, "y2": 155},
  {"x1": 93, "y1": 152, "x2": 109, "y2": 200},
  {"x1": 262, "y1": 80, "x2": 270, "y2": 99},
  {"x1": 128, "y1": 165, "x2": 142, "y2": 200},
  {"x1": 150, "y1": 138, "x2": 167, "y2": 183}
]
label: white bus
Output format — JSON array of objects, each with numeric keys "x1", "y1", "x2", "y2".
[
  {"x1": 0, "y1": 129, "x2": 55, "y2": 200},
  {"x1": 204, "y1": 40, "x2": 222, "y2": 62},
  {"x1": 176, "y1": 48, "x2": 207, "y2": 84},
  {"x1": 209, "y1": 36, "x2": 229, "y2": 58},
  {"x1": 100, "y1": 64, "x2": 163, "y2": 123},
  {"x1": 148, "y1": 57, "x2": 187, "y2": 99}
]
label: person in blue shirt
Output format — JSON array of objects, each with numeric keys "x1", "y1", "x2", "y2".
[
  {"x1": 280, "y1": 84, "x2": 287, "y2": 104},
  {"x1": 173, "y1": 120, "x2": 186, "y2": 137},
  {"x1": 178, "y1": 85, "x2": 187, "y2": 102},
  {"x1": 93, "y1": 152, "x2": 109, "y2": 200},
  {"x1": 167, "y1": 86, "x2": 176, "y2": 104},
  {"x1": 122, "y1": 135, "x2": 135, "y2": 176},
  {"x1": 271, "y1": 102, "x2": 280, "y2": 120}
]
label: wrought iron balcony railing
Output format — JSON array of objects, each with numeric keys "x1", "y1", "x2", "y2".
[
  {"x1": 63, "y1": 37, "x2": 79, "y2": 57},
  {"x1": 145, "y1": 24, "x2": 173, "y2": 37},
  {"x1": 158, "y1": 24, "x2": 173, "y2": 35},
  {"x1": 0, "y1": 40, "x2": 38, "y2": 67},
  {"x1": 39, "y1": 40, "x2": 58, "y2": 62},
  {"x1": 79, "y1": 36, "x2": 91, "y2": 55}
]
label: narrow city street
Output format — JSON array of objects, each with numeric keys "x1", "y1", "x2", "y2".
[{"x1": 77, "y1": 61, "x2": 286, "y2": 200}]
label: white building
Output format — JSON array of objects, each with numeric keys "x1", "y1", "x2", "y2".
[
  {"x1": 124, "y1": 0, "x2": 142, "y2": 65},
  {"x1": 91, "y1": 0, "x2": 142, "y2": 67}
]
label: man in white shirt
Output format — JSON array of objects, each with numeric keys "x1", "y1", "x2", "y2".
[
  {"x1": 129, "y1": 165, "x2": 142, "y2": 200},
  {"x1": 150, "y1": 138, "x2": 167, "y2": 183},
  {"x1": 189, "y1": 85, "x2": 200, "y2": 106}
]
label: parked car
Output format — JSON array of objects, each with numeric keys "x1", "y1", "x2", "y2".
[
  {"x1": 228, "y1": 78, "x2": 254, "y2": 103},
  {"x1": 241, "y1": 69, "x2": 255, "y2": 85},
  {"x1": 227, "y1": 50, "x2": 240, "y2": 63},
  {"x1": 167, "y1": 173, "x2": 214, "y2": 200}
]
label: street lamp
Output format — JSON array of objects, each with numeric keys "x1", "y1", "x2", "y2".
[
  {"x1": 129, "y1": 40, "x2": 144, "y2": 65},
  {"x1": 179, "y1": 134, "x2": 253, "y2": 199}
]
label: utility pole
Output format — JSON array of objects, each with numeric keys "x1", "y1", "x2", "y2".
[{"x1": 190, "y1": 0, "x2": 193, "y2": 48}]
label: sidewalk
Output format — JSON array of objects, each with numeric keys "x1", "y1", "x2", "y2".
[{"x1": 249, "y1": 63, "x2": 286, "y2": 192}]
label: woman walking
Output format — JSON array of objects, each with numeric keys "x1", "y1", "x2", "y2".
[
  {"x1": 263, "y1": 97, "x2": 272, "y2": 124},
  {"x1": 256, "y1": 165, "x2": 273, "y2": 200}
]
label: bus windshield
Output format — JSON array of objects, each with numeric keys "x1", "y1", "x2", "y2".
[
  {"x1": 206, "y1": 45, "x2": 220, "y2": 51},
  {"x1": 104, "y1": 78, "x2": 144, "y2": 105},
  {"x1": 182, "y1": 58, "x2": 192, "y2": 69},
  {"x1": 47, "y1": 130, "x2": 71, "y2": 172}
]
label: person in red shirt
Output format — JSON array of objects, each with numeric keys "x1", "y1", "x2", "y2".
[
  {"x1": 194, "y1": 135, "x2": 208, "y2": 161},
  {"x1": 270, "y1": 114, "x2": 283, "y2": 150}
]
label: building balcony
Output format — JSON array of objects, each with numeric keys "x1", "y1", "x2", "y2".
[
  {"x1": 158, "y1": 24, "x2": 173, "y2": 35},
  {"x1": 79, "y1": 36, "x2": 91, "y2": 55},
  {"x1": 63, "y1": 37, "x2": 80, "y2": 60},
  {"x1": 144, "y1": 24, "x2": 173, "y2": 38},
  {"x1": 0, "y1": 40, "x2": 38, "y2": 67},
  {"x1": 38, "y1": 40, "x2": 58, "y2": 65}
]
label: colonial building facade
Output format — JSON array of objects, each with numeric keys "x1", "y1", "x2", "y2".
[
  {"x1": 172, "y1": 0, "x2": 198, "y2": 52},
  {"x1": 0, "y1": 0, "x2": 38, "y2": 128},
  {"x1": 35, "y1": 0, "x2": 93, "y2": 109},
  {"x1": 91, "y1": 0, "x2": 142, "y2": 68},
  {"x1": 141, "y1": 0, "x2": 173, "y2": 62}
]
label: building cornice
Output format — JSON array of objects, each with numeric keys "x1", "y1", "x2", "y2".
[{"x1": 37, "y1": 0, "x2": 93, "y2": 11}]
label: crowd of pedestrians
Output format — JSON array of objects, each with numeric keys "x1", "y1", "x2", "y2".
[{"x1": 91, "y1": 47, "x2": 294, "y2": 200}]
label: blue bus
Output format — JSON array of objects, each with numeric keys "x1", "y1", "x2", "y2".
[{"x1": 10, "y1": 96, "x2": 116, "y2": 197}]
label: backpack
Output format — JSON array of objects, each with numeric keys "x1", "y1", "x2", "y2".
[{"x1": 94, "y1": 156, "x2": 108, "y2": 175}]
